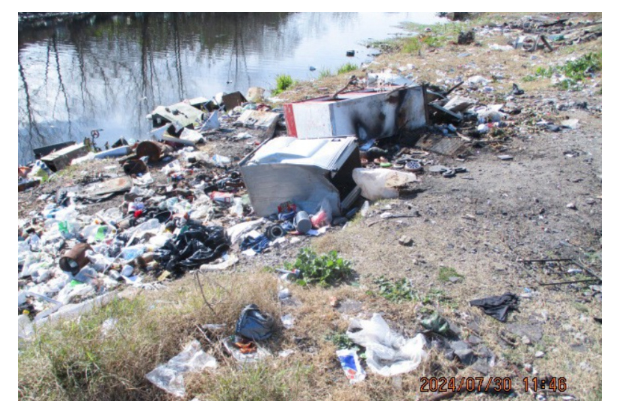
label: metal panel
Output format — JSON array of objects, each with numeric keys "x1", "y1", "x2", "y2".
[
  {"x1": 41, "y1": 143, "x2": 89, "y2": 172},
  {"x1": 283, "y1": 103, "x2": 298, "y2": 137},
  {"x1": 33, "y1": 141, "x2": 76, "y2": 159},
  {"x1": 289, "y1": 103, "x2": 334, "y2": 139},
  {"x1": 241, "y1": 164, "x2": 341, "y2": 218}
]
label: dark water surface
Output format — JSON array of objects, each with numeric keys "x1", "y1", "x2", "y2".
[{"x1": 18, "y1": 12, "x2": 443, "y2": 164}]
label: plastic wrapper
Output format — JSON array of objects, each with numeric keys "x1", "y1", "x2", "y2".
[
  {"x1": 337, "y1": 349, "x2": 366, "y2": 384},
  {"x1": 145, "y1": 340, "x2": 217, "y2": 398}
]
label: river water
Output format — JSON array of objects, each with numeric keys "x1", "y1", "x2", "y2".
[{"x1": 18, "y1": 12, "x2": 444, "y2": 164}]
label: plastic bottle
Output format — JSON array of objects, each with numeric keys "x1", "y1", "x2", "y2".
[
  {"x1": 121, "y1": 265, "x2": 134, "y2": 278},
  {"x1": 121, "y1": 246, "x2": 145, "y2": 261}
]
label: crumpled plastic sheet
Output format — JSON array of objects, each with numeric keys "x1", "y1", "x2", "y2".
[
  {"x1": 156, "y1": 224, "x2": 229, "y2": 272},
  {"x1": 347, "y1": 314, "x2": 427, "y2": 377},
  {"x1": 146, "y1": 340, "x2": 218, "y2": 398},
  {"x1": 226, "y1": 219, "x2": 264, "y2": 245}
]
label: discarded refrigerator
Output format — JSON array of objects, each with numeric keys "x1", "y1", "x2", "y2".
[
  {"x1": 239, "y1": 136, "x2": 361, "y2": 218},
  {"x1": 283, "y1": 85, "x2": 428, "y2": 141}
]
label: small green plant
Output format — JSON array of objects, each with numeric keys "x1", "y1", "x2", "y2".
[
  {"x1": 374, "y1": 276, "x2": 416, "y2": 303},
  {"x1": 554, "y1": 78, "x2": 582, "y2": 91},
  {"x1": 273, "y1": 74, "x2": 294, "y2": 95},
  {"x1": 337, "y1": 63, "x2": 358, "y2": 75},
  {"x1": 285, "y1": 248, "x2": 353, "y2": 287},
  {"x1": 561, "y1": 52, "x2": 602, "y2": 81},
  {"x1": 420, "y1": 34, "x2": 445, "y2": 48},
  {"x1": 325, "y1": 332, "x2": 358, "y2": 350},
  {"x1": 528, "y1": 52, "x2": 602, "y2": 90},
  {"x1": 401, "y1": 37, "x2": 421, "y2": 53},
  {"x1": 535, "y1": 66, "x2": 554, "y2": 78},
  {"x1": 421, "y1": 288, "x2": 454, "y2": 307},
  {"x1": 438, "y1": 267, "x2": 463, "y2": 283},
  {"x1": 522, "y1": 74, "x2": 537, "y2": 82},
  {"x1": 318, "y1": 68, "x2": 332, "y2": 79}
]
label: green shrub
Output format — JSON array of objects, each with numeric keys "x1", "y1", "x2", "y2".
[
  {"x1": 285, "y1": 248, "x2": 353, "y2": 287},
  {"x1": 273, "y1": 74, "x2": 294, "y2": 95}
]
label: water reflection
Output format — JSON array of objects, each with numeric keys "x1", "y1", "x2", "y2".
[{"x1": 18, "y1": 12, "x2": 442, "y2": 164}]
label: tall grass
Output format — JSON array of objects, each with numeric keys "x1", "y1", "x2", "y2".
[
  {"x1": 337, "y1": 63, "x2": 358, "y2": 75},
  {"x1": 318, "y1": 68, "x2": 332, "y2": 79}
]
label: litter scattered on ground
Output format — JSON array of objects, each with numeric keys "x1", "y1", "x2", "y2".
[
  {"x1": 145, "y1": 340, "x2": 218, "y2": 398},
  {"x1": 347, "y1": 314, "x2": 427, "y2": 377}
]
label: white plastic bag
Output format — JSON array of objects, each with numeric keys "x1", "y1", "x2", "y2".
[
  {"x1": 352, "y1": 169, "x2": 419, "y2": 201},
  {"x1": 226, "y1": 219, "x2": 264, "y2": 245},
  {"x1": 347, "y1": 314, "x2": 427, "y2": 377},
  {"x1": 145, "y1": 340, "x2": 218, "y2": 398}
]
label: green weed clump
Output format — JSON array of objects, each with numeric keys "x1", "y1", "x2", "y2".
[
  {"x1": 273, "y1": 74, "x2": 294, "y2": 95},
  {"x1": 373, "y1": 276, "x2": 416, "y2": 303},
  {"x1": 285, "y1": 248, "x2": 353, "y2": 287},
  {"x1": 529, "y1": 52, "x2": 602, "y2": 90},
  {"x1": 337, "y1": 63, "x2": 358, "y2": 75},
  {"x1": 438, "y1": 267, "x2": 463, "y2": 283}
]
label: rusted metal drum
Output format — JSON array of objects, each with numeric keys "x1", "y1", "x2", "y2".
[
  {"x1": 136, "y1": 141, "x2": 170, "y2": 163},
  {"x1": 59, "y1": 243, "x2": 92, "y2": 275}
]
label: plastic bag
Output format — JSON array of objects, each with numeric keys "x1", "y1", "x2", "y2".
[
  {"x1": 212, "y1": 154, "x2": 231, "y2": 168},
  {"x1": 347, "y1": 314, "x2": 427, "y2": 377},
  {"x1": 226, "y1": 219, "x2": 264, "y2": 245},
  {"x1": 310, "y1": 198, "x2": 333, "y2": 228},
  {"x1": 145, "y1": 340, "x2": 217, "y2": 398},
  {"x1": 353, "y1": 169, "x2": 419, "y2": 201},
  {"x1": 179, "y1": 128, "x2": 204, "y2": 144},
  {"x1": 235, "y1": 304, "x2": 275, "y2": 341},
  {"x1": 134, "y1": 172, "x2": 154, "y2": 186},
  {"x1": 229, "y1": 198, "x2": 244, "y2": 217},
  {"x1": 56, "y1": 281, "x2": 96, "y2": 305}
]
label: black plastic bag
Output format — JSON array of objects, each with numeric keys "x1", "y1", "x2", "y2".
[
  {"x1": 156, "y1": 224, "x2": 229, "y2": 273},
  {"x1": 235, "y1": 304, "x2": 275, "y2": 341},
  {"x1": 470, "y1": 293, "x2": 519, "y2": 323}
]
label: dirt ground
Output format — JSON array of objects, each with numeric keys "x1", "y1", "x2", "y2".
[{"x1": 18, "y1": 12, "x2": 603, "y2": 401}]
